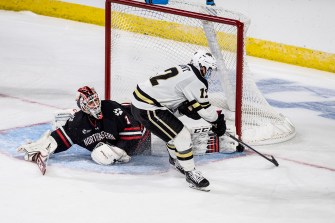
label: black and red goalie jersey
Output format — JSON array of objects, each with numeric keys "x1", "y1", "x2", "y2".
[{"x1": 51, "y1": 100, "x2": 149, "y2": 156}]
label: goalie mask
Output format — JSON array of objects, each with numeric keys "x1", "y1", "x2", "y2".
[
  {"x1": 76, "y1": 86, "x2": 103, "y2": 119},
  {"x1": 191, "y1": 50, "x2": 217, "y2": 80}
]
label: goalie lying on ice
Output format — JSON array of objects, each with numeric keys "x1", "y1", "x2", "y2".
[{"x1": 17, "y1": 86, "x2": 149, "y2": 165}]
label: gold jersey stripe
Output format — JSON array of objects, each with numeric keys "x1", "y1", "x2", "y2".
[{"x1": 134, "y1": 89, "x2": 155, "y2": 105}]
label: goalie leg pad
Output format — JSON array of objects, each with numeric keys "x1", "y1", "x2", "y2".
[
  {"x1": 219, "y1": 123, "x2": 238, "y2": 153},
  {"x1": 91, "y1": 143, "x2": 131, "y2": 165}
]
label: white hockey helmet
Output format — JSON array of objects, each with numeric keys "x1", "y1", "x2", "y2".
[
  {"x1": 191, "y1": 49, "x2": 217, "y2": 79},
  {"x1": 76, "y1": 86, "x2": 103, "y2": 119}
]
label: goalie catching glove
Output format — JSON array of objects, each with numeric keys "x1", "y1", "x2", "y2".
[
  {"x1": 177, "y1": 100, "x2": 201, "y2": 120},
  {"x1": 210, "y1": 114, "x2": 226, "y2": 137},
  {"x1": 91, "y1": 142, "x2": 131, "y2": 165},
  {"x1": 17, "y1": 130, "x2": 57, "y2": 162}
]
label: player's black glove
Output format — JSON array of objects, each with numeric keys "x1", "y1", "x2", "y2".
[
  {"x1": 177, "y1": 100, "x2": 201, "y2": 120},
  {"x1": 211, "y1": 114, "x2": 226, "y2": 137}
]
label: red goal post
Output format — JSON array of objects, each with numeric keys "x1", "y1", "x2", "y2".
[{"x1": 104, "y1": 0, "x2": 296, "y2": 145}]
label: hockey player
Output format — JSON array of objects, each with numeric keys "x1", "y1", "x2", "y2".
[
  {"x1": 17, "y1": 86, "x2": 147, "y2": 165},
  {"x1": 131, "y1": 50, "x2": 227, "y2": 190}
]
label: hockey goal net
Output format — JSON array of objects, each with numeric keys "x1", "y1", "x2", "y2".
[{"x1": 105, "y1": 0, "x2": 295, "y2": 146}]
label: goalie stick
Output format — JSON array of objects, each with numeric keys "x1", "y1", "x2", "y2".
[
  {"x1": 32, "y1": 144, "x2": 51, "y2": 175},
  {"x1": 225, "y1": 133, "x2": 279, "y2": 167},
  {"x1": 34, "y1": 153, "x2": 47, "y2": 175}
]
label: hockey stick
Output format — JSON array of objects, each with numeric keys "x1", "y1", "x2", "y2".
[
  {"x1": 225, "y1": 133, "x2": 279, "y2": 167},
  {"x1": 32, "y1": 144, "x2": 51, "y2": 175},
  {"x1": 35, "y1": 153, "x2": 47, "y2": 175}
]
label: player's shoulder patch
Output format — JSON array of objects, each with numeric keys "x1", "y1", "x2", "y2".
[
  {"x1": 112, "y1": 107, "x2": 124, "y2": 116},
  {"x1": 101, "y1": 100, "x2": 121, "y2": 112}
]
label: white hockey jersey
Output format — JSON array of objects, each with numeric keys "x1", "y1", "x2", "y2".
[{"x1": 131, "y1": 64, "x2": 218, "y2": 123}]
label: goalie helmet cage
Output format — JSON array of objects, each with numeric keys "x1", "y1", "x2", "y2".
[{"x1": 105, "y1": 0, "x2": 296, "y2": 145}]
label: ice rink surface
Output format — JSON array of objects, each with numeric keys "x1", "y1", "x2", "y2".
[{"x1": 0, "y1": 10, "x2": 335, "y2": 223}]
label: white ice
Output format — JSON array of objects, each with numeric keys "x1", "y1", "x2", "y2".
[{"x1": 0, "y1": 10, "x2": 335, "y2": 223}]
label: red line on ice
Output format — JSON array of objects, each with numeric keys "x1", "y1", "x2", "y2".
[
  {"x1": 278, "y1": 156, "x2": 335, "y2": 172},
  {"x1": 0, "y1": 93, "x2": 62, "y2": 109}
]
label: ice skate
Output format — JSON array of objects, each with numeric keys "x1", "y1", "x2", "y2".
[{"x1": 185, "y1": 169, "x2": 210, "y2": 192}]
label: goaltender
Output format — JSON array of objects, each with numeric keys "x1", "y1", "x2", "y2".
[{"x1": 17, "y1": 86, "x2": 147, "y2": 165}]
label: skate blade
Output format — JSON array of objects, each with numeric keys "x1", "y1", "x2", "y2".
[{"x1": 189, "y1": 184, "x2": 210, "y2": 192}]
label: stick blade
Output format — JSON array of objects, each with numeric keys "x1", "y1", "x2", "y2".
[
  {"x1": 271, "y1": 156, "x2": 279, "y2": 167},
  {"x1": 35, "y1": 154, "x2": 47, "y2": 175}
]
